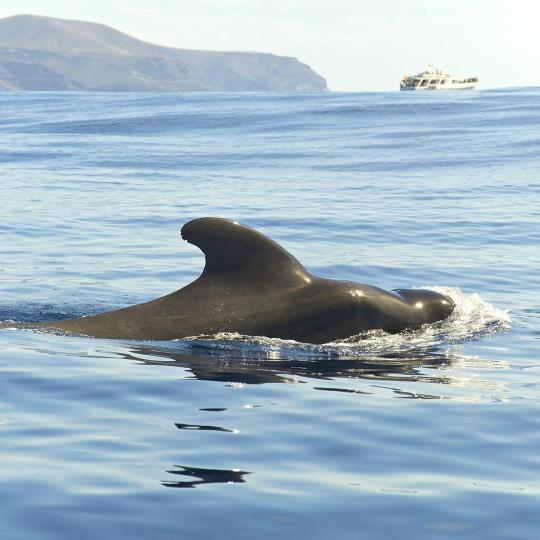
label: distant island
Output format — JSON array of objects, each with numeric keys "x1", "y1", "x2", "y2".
[{"x1": 0, "y1": 14, "x2": 328, "y2": 92}]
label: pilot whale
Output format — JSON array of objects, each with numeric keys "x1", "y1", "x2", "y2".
[{"x1": 30, "y1": 217, "x2": 455, "y2": 344}]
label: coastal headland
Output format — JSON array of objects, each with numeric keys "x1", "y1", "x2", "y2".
[{"x1": 0, "y1": 14, "x2": 328, "y2": 92}]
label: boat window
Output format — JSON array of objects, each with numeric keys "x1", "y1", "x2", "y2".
[
  {"x1": 440, "y1": 79, "x2": 446, "y2": 84},
  {"x1": 452, "y1": 80, "x2": 459, "y2": 83},
  {"x1": 429, "y1": 80, "x2": 440, "y2": 85},
  {"x1": 420, "y1": 79, "x2": 428, "y2": 86}
]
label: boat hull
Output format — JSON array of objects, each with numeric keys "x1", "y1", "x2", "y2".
[{"x1": 400, "y1": 83, "x2": 476, "y2": 91}]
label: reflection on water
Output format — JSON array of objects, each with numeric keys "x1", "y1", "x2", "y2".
[
  {"x1": 133, "y1": 342, "x2": 462, "y2": 489},
  {"x1": 123, "y1": 340, "x2": 508, "y2": 401},
  {"x1": 175, "y1": 422, "x2": 235, "y2": 433},
  {"x1": 162, "y1": 465, "x2": 251, "y2": 488},
  {"x1": 132, "y1": 337, "x2": 513, "y2": 492},
  {"x1": 124, "y1": 344, "x2": 455, "y2": 387}
]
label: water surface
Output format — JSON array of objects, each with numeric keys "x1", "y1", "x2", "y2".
[{"x1": 1, "y1": 89, "x2": 539, "y2": 539}]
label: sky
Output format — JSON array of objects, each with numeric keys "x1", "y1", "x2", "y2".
[{"x1": 0, "y1": 0, "x2": 539, "y2": 91}]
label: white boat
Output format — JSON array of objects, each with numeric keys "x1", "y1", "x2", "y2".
[{"x1": 400, "y1": 66, "x2": 478, "y2": 91}]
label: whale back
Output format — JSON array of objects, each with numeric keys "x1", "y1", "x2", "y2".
[
  {"x1": 28, "y1": 217, "x2": 456, "y2": 342},
  {"x1": 181, "y1": 217, "x2": 310, "y2": 289}
]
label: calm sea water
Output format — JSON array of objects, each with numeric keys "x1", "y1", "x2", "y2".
[{"x1": 1, "y1": 89, "x2": 539, "y2": 539}]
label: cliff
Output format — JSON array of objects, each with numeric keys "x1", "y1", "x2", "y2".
[{"x1": 0, "y1": 14, "x2": 328, "y2": 92}]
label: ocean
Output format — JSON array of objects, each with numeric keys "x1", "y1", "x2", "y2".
[{"x1": 0, "y1": 89, "x2": 539, "y2": 539}]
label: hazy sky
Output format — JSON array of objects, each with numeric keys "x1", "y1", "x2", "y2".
[{"x1": 1, "y1": 0, "x2": 539, "y2": 91}]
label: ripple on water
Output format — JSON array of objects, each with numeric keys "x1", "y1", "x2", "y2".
[{"x1": 1, "y1": 89, "x2": 539, "y2": 540}]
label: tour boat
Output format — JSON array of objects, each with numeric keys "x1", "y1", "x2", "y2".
[{"x1": 400, "y1": 67, "x2": 478, "y2": 91}]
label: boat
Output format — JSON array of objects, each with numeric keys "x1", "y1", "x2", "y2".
[{"x1": 400, "y1": 66, "x2": 478, "y2": 91}]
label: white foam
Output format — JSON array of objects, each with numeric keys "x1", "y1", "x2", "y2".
[{"x1": 183, "y1": 287, "x2": 511, "y2": 357}]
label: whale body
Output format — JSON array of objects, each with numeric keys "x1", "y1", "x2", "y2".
[{"x1": 35, "y1": 217, "x2": 455, "y2": 344}]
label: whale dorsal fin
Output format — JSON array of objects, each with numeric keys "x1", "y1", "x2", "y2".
[{"x1": 181, "y1": 217, "x2": 310, "y2": 286}]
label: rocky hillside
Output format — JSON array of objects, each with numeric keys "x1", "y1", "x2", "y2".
[{"x1": 0, "y1": 14, "x2": 328, "y2": 92}]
